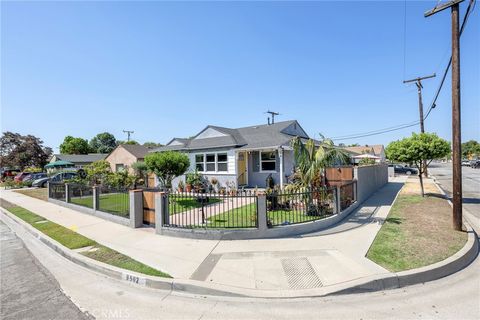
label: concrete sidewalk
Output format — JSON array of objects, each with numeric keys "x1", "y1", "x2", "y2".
[{"x1": 0, "y1": 177, "x2": 406, "y2": 291}]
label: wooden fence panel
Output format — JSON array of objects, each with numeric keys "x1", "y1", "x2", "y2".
[
  {"x1": 325, "y1": 167, "x2": 354, "y2": 182},
  {"x1": 142, "y1": 191, "x2": 156, "y2": 225}
]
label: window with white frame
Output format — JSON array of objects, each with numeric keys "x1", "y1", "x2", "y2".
[
  {"x1": 194, "y1": 152, "x2": 229, "y2": 173},
  {"x1": 206, "y1": 154, "x2": 215, "y2": 171},
  {"x1": 260, "y1": 151, "x2": 276, "y2": 172},
  {"x1": 195, "y1": 154, "x2": 204, "y2": 171},
  {"x1": 217, "y1": 153, "x2": 228, "y2": 172}
]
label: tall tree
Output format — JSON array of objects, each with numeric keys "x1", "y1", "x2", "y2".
[
  {"x1": 116, "y1": 140, "x2": 139, "y2": 145},
  {"x1": 89, "y1": 132, "x2": 117, "y2": 153},
  {"x1": 0, "y1": 132, "x2": 52, "y2": 169},
  {"x1": 59, "y1": 136, "x2": 90, "y2": 154},
  {"x1": 143, "y1": 142, "x2": 163, "y2": 149},
  {"x1": 386, "y1": 133, "x2": 450, "y2": 197},
  {"x1": 461, "y1": 140, "x2": 480, "y2": 159}
]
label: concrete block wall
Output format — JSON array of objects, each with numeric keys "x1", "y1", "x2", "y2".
[{"x1": 354, "y1": 164, "x2": 388, "y2": 203}]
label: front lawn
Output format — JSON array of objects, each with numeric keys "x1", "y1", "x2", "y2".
[
  {"x1": 367, "y1": 191, "x2": 467, "y2": 272},
  {"x1": 13, "y1": 188, "x2": 48, "y2": 201},
  {"x1": 169, "y1": 196, "x2": 221, "y2": 215}
]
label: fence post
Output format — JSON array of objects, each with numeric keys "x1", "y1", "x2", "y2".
[
  {"x1": 92, "y1": 186, "x2": 100, "y2": 211},
  {"x1": 154, "y1": 192, "x2": 168, "y2": 234},
  {"x1": 257, "y1": 193, "x2": 268, "y2": 232},
  {"x1": 336, "y1": 185, "x2": 341, "y2": 214},
  {"x1": 47, "y1": 182, "x2": 51, "y2": 199},
  {"x1": 65, "y1": 183, "x2": 71, "y2": 203},
  {"x1": 353, "y1": 180, "x2": 358, "y2": 202},
  {"x1": 129, "y1": 190, "x2": 143, "y2": 228}
]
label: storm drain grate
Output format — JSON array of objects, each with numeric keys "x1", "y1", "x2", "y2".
[{"x1": 281, "y1": 257, "x2": 323, "y2": 289}]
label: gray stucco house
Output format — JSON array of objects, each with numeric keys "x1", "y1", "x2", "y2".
[{"x1": 151, "y1": 120, "x2": 311, "y2": 188}]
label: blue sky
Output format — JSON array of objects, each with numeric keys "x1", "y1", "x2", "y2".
[{"x1": 2, "y1": 1, "x2": 479, "y2": 152}]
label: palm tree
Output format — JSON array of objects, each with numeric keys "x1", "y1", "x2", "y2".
[{"x1": 291, "y1": 134, "x2": 350, "y2": 190}]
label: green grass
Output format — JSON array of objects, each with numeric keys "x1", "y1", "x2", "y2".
[
  {"x1": 70, "y1": 195, "x2": 94, "y2": 208},
  {"x1": 98, "y1": 193, "x2": 129, "y2": 216},
  {"x1": 206, "y1": 203, "x2": 258, "y2": 228},
  {"x1": 205, "y1": 203, "x2": 331, "y2": 228},
  {"x1": 82, "y1": 245, "x2": 170, "y2": 277},
  {"x1": 169, "y1": 196, "x2": 221, "y2": 215},
  {"x1": 367, "y1": 193, "x2": 467, "y2": 272},
  {"x1": 1, "y1": 201, "x2": 170, "y2": 277},
  {"x1": 7, "y1": 206, "x2": 95, "y2": 249}
]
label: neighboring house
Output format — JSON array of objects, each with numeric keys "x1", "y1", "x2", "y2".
[
  {"x1": 343, "y1": 145, "x2": 386, "y2": 164},
  {"x1": 151, "y1": 120, "x2": 312, "y2": 188},
  {"x1": 48, "y1": 153, "x2": 108, "y2": 169},
  {"x1": 105, "y1": 144, "x2": 149, "y2": 174}
]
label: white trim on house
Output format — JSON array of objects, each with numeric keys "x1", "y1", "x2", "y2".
[
  {"x1": 193, "y1": 151, "x2": 233, "y2": 174},
  {"x1": 259, "y1": 150, "x2": 277, "y2": 173}
]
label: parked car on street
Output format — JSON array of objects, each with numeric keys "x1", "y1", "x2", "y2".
[
  {"x1": 1, "y1": 168, "x2": 20, "y2": 181},
  {"x1": 14, "y1": 172, "x2": 32, "y2": 182},
  {"x1": 32, "y1": 171, "x2": 78, "y2": 188},
  {"x1": 470, "y1": 160, "x2": 480, "y2": 169},
  {"x1": 22, "y1": 173, "x2": 48, "y2": 186},
  {"x1": 390, "y1": 164, "x2": 418, "y2": 175},
  {"x1": 462, "y1": 160, "x2": 471, "y2": 166}
]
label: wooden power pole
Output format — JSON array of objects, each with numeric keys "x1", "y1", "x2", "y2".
[
  {"x1": 403, "y1": 73, "x2": 436, "y2": 177},
  {"x1": 425, "y1": 0, "x2": 464, "y2": 231},
  {"x1": 403, "y1": 74, "x2": 436, "y2": 133}
]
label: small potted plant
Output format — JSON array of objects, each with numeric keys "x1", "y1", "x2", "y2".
[
  {"x1": 210, "y1": 177, "x2": 218, "y2": 192},
  {"x1": 177, "y1": 180, "x2": 185, "y2": 192},
  {"x1": 185, "y1": 173, "x2": 194, "y2": 192}
]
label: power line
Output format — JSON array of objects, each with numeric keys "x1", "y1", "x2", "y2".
[
  {"x1": 332, "y1": 0, "x2": 476, "y2": 142},
  {"x1": 424, "y1": 0, "x2": 476, "y2": 121}
]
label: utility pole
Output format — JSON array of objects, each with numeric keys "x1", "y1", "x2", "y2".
[
  {"x1": 403, "y1": 73, "x2": 436, "y2": 177},
  {"x1": 425, "y1": 0, "x2": 463, "y2": 231},
  {"x1": 403, "y1": 73, "x2": 436, "y2": 133},
  {"x1": 266, "y1": 110, "x2": 280, "y2": 124},
  {"x1": 123, "y1": 130, "x2": 134, "y2": 142}
]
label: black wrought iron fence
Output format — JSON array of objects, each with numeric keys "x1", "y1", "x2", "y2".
[
  {"x1": 99, "y1": 186, "x2": 129, "y2": 218},
  {"x1": 266, "y1": 186, "x2": 337, "y2": 227},
  {"x1": 164, "y1": 190, "x2": 258, "y2": 229},
  {"x1": 69, "y1": 184, "x2": 94, "y2": 208},
  {"x1": 49, "y1": 182, "x2": 66, "y2": 201}
]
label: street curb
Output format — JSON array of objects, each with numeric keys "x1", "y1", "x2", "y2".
[{"x1": 1, "y1": 203, "x2": 478, "y2": 299}]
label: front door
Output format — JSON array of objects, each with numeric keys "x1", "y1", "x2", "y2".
[{"x1": 237, "y1": 152, "x2": 247, "y2": 186}]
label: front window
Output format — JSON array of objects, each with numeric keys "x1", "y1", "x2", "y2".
[
  {"x1": 261, "y1": 151, "x2": 276, "y2": 171},
  {"x1": 217, "y1": 153, "x2": 228, "y2": 172},
  {"x1": 116, "y1": 164, "x2": 125, "y2": 172},
  {"x1": 195, "y1": 154, "x2": 204, "y2": 171},
  {"x1": 206, "y1": 154, "x2": 216, "y2": 171}
]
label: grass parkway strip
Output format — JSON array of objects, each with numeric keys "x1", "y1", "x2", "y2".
[
  {"x1": 0, "y1": 199, "x2": 171, "y2": 278},
  {"x1": 367, "y1": 188, "x2": 467, "y2": 272}
]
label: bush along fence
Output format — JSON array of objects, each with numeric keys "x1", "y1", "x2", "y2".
[{"x1": 48, "y1": 180, "x2": 358, "y2": 238}]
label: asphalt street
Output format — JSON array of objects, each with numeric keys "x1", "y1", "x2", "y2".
[
  {"x1": 0, "y1": 221, "x2": 92, "y2": 320},
  {"x1": 429, "y1": 162, "x2": 480, "y2": 229},
  {"x1": 1, "y1": 211, "x2": 479, "y2": 320}
]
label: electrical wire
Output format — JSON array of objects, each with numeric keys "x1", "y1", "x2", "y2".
[{"x1": 333, "y1": 0, "x2": 476, "y2": 142}]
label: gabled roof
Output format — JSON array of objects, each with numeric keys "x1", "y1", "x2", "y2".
[
  {"x1": 53, "y1": 153, "x2": 108, "y2": 163},
  {"x1": 119, "y1": 144, "x2": 149, "y2": 159},
  {"x1": 151, "y1": 120, "x2": 309, "y2": 152}
]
